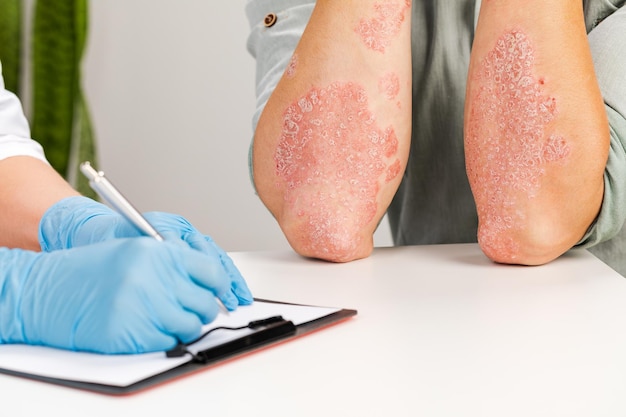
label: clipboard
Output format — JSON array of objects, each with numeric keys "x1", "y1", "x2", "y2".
[{"x1": 0, "y1": 299, "x2": 356, "y2": 395}]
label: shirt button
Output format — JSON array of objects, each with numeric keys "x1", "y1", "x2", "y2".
[{"x1": 264, "y1": 13, "x2": 278, "y2": 27}]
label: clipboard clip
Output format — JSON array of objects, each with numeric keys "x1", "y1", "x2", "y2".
[{"x1": 166, "y1": 316, "x2": 296, "y2": 363}]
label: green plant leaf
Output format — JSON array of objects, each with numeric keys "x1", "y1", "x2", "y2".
[
  {"x1": 31, "y1": 0, "x2": 97, "y2": 198},
  {"x1": 0, "y1": 0, "x2": 22, "y2": 94}
]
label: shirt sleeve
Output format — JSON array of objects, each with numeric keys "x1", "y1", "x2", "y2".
[
  {"x1": 0, "y1": 61, "x2": 47, "y2": 163},
  {"x1": 245, "y1": 0, "x2": 315, "y2": 189},
  {"x1": 576, "y1": 7, "x2": 626, "y2": 248}
]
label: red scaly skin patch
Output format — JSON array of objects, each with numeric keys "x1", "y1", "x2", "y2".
[
  {"x1": 275, "y1": 82, "x2": 401, "y2": 259},
  {"x1": 466, "y1": 30, "x2": 570, "y2": 260},
  {"x1": 355, "y1": 0, "x2": 411, "y2": 53},
  {"x1": 378, "y1": 72, "x2": 400, "y2": 101},
  {"x1": 285, "y1": 53, "x2": 298, "y2": 79}
]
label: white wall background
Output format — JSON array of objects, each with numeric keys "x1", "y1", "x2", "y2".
[{"x1": 81, "y1": 0, "x2": 392, "y2": 252}]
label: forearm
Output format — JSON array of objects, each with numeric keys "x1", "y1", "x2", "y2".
[
  {"x1": 465, "y1": 0, "x2": 609, "y2": 265},
  {"x1": 0, "y1": 156, "x2": 78, "y2": 250},
  {"x1": 253, "y1": 0, "x2": 412, "y2": 262}
]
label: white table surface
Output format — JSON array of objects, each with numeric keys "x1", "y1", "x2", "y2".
[{"x1": 4, "y1": 243, "x2": 626, "y2": 416}]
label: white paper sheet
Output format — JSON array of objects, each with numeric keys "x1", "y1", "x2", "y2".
[{"x1": 0, "y1": 301, "x2": 339, "y2": 387}]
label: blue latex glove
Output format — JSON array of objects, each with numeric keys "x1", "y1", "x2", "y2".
[
  {"x1": 0, "y1": 238, "x2": 234, "y2": 354},
  {"x1": 38, "y1": 196, "x2": 253, "y2": 308}
]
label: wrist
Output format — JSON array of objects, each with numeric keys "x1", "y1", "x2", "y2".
[{"x1": 38, "y1": 196, "x2": 115, "y2": 251}]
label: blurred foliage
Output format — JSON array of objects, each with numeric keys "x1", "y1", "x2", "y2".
[{"x1": 0, "y1": 0, "x2": 97, "y2": 198}]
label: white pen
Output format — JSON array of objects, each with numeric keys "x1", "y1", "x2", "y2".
[
  {"x1": 79, "y1": 161, "x2": 165, "y2": 241},
  {"x1": 79, "y1": 161, "x2": 230, "y2": 315}
]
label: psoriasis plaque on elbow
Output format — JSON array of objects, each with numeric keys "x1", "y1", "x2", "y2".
[
  {"x1": 465, "y1": 30, "x2": 570, "y2": 258},
  {"x1": 355, "y1": 0, "x2": 411, "y2": 53},
  {"x1": 274, "y1": 82, "x2": 401, "y2": 257}
]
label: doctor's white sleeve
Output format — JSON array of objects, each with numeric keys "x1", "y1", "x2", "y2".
[{"x1": 0, "y1": 62, "x2": 47, "y2": 162}]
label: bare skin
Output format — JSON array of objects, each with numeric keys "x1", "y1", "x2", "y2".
[
  {"x1": 465, "y1": 1, "x2": 609, "y2": 265},
  {"x1": 256, "y1": 0, "x2": 608, "y2": 265},
  {"x1": 253, "y1": 0, "x2": 412, "y2": 262},
  {"x1": 0, "y1": 156, "x2": 78, "y2": 250}
]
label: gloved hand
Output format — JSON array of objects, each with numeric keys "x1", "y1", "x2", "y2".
[
  {"x1": 38, "y1": 196, "x2": 253, "y2": 309},
  {"x1": 0, "y1": 238, "x2": 234, "y2": 354}
]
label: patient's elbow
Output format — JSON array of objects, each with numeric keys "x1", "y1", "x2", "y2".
[
  {"x1": 477, "y1": 223, "x2": 569, "y2": 266},
  {"x1": 281, "y1": 218, "x2": 373, "y2": 263}
]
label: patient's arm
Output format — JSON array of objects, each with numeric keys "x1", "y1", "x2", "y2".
[
  {"x1": 465, "y1": 0, "x2": 609, "y2": 265},
  {"x1": 253, "y1": 0, "x2": 413, "y2": 262}
]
